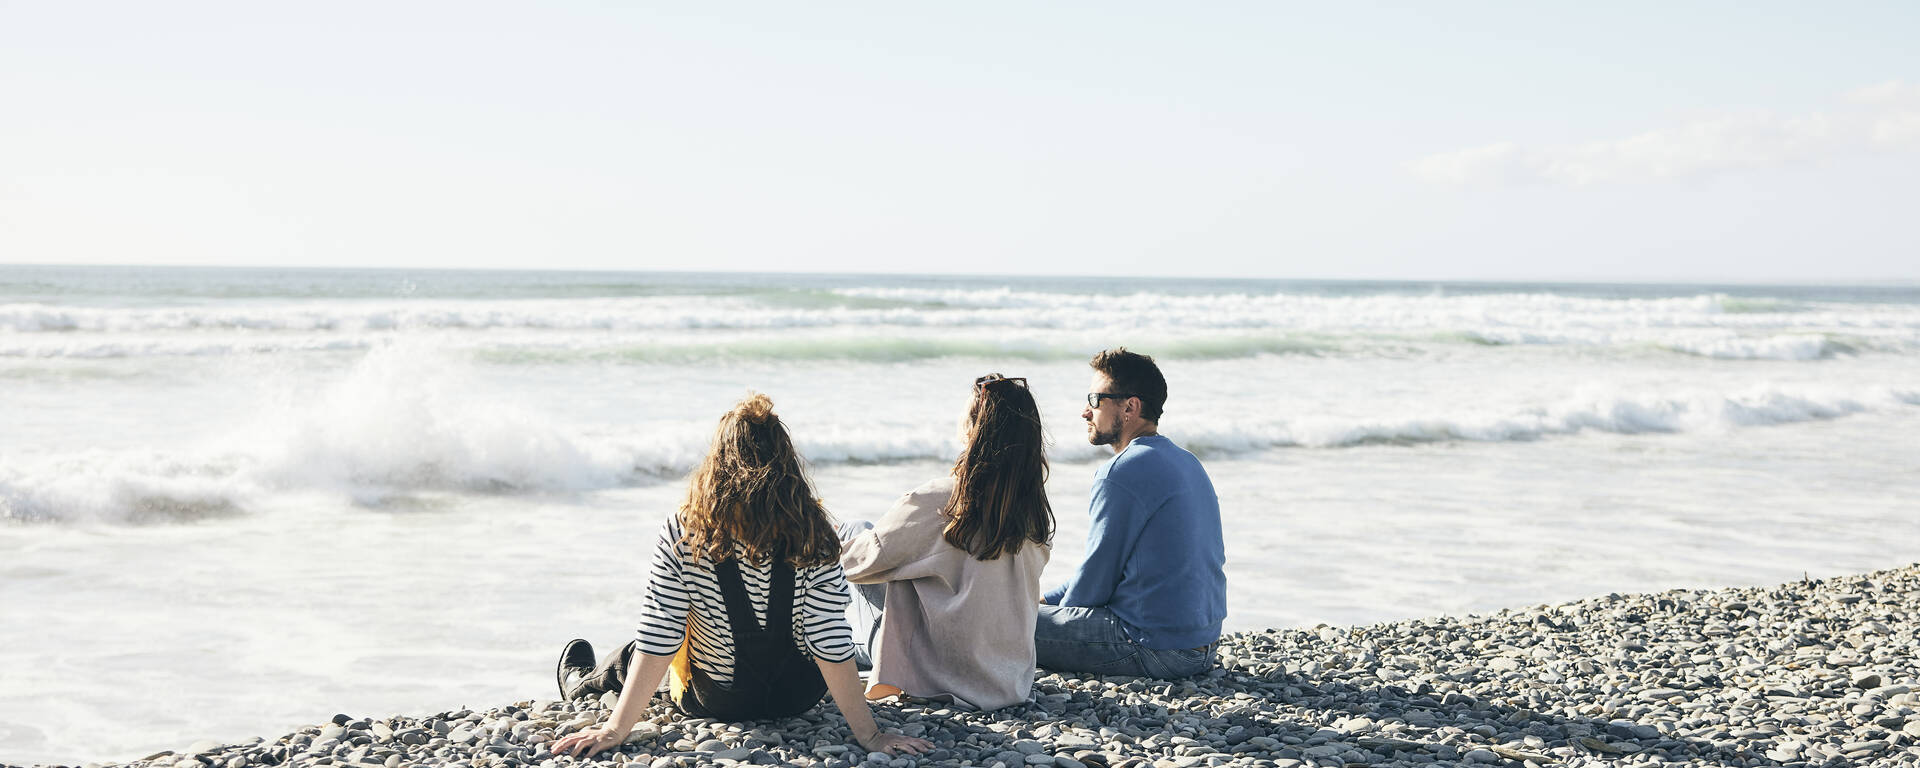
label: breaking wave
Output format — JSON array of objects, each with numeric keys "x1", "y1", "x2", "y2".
[
  {"x1": 5, "y1": 287, "x2": 1918, "y2": 364},
  {"x1": 7, "y1": 356, "x2": 1915, "y2": 524}
]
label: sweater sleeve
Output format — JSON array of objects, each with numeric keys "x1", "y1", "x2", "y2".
[
  {"x1": 795, "y1": 562, "x2": 857, "y2": 663},
  {"x1": 635, "y1": 517, "x2": 691, "y2": 656},
  {"x1": 1045, "y1": 476, "x2": 1149, "y2": 607},
  {"x1": 840, "y1": 483, "x2": 944, "y2": 584}
]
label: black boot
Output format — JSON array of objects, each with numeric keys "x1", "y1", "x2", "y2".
[{"x1": 556, "y1": 639, "x2": 597, "y2": 700}]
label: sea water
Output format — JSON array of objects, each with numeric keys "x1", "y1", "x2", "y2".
[{"x1": 2, "y1": 266, "x2": 1917, "y2": 763}]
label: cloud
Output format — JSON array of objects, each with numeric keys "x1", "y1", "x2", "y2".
[{"x1": 1413, "y1": 81, "x2": 1920, "y2": 185}]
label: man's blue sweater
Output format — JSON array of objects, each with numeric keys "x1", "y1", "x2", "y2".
[{"x1": 1043, "y1": 434, "x2": 1226, "y2": 650}]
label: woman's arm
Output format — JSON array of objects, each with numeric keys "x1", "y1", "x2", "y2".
[
  {"x1": 841, "y1": 483, "x2": 945, "y2": 583},
  {"x1": 549, "y1": 651, "x2": 675, "y2": 758},
  {"x1": 816, "y1": 656, "x2": 933, "y2": 756}
]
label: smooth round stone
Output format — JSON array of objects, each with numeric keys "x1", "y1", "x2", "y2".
[{"x1": 183, "y1": 740, "x2": 224, "y2": 756}]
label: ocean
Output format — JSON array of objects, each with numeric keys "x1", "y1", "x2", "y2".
[{"x1": 2, "y1": 265, "x2": 1918, "y2": 764}]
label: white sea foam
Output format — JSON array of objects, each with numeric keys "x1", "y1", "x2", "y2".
[
  {"x1": 8, "y1": 368, "x2": 1914, "y2": 524},
  {"x1": 236, "y1": 345, "x2": 645, "y2": 493},
  {"x1": 6, "y1": 292, "x2": 1920, "y2": 342},
  {"x1": 4, "y1": 322, "x2": 1917, "y2": 365},
  {"x1": 1257, "y1": 385, "x2": 1915, "y2": 449},
  {"x1": 1657, "y1": 333, "x2": 1854, "y2": 360},
  {"x1": 0, "y1": 452, "x2": 256, "y2": 524}
]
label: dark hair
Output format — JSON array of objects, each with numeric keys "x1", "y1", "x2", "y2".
[
  {"x1": 679, "y1": 393, "x2": 841, "y2": 568},
  {"x1": 942, "y1": 375, "x2": 1054, "y2": 561},
  {"x1": 1090, "y1": 347, "x2": 1168, "y2": 423}
]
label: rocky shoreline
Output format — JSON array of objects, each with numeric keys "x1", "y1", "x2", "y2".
[{"x1": 28, "y1": 564, "x2": 1920, "y2": 768}]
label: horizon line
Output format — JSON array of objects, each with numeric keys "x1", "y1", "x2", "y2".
[{"x1": 4, "y1": 261, "x2": 1917, "y2": 289}]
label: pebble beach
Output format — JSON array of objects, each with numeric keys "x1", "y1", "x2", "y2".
[{"x1": 29, "y1": 563, "x2": 1918, "y2": 768}]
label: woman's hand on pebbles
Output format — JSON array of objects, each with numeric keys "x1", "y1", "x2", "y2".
[
  {"x1": 550, "y1": 726, "x2": 623, "y2": 758},
  {"x1": 856, "y1": 729, "x2": 933, "y2": 756}
]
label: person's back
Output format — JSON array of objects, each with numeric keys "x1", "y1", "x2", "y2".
[
  {"x1": 1075, "y1": 434, "x2": 1224, "y2": 650},
  {"x1": 640, "y1": 514, "x2": 850, "y2": 704},
  {"x1": 840, "y1": 372, "x2": 1054, "y2": 709},
  {"x1": 1037, "y1": 348, "x2": 1226, "y2": 678},
  {"x1": 842, "y1": 477, "x2": 1048, "y2": 709}
]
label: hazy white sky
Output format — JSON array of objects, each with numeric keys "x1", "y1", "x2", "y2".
[{"x1": 3, "y1": 1, "x2": 1917, "y2": 281}]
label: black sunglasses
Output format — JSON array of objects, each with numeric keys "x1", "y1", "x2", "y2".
[
  {"x1": 1086, "y1": 392, "x2": 1134, "y2": 408},
  {"x1": 974, "y1": 373, "x2": 1029, "y2": 394}
]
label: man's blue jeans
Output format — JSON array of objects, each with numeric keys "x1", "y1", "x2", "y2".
[{"x1": 1034, "y1": 605, "x2": 1217, "y2": 678}]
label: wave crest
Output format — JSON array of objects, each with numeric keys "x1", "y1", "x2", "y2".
[{"x1": 8, "y1": 361, "x2": 1915, "y2": 524}]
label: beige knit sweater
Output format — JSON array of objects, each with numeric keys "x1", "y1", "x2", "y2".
[{"x1": 839, "y1": 476, "x2": 1050, "y2": 710}]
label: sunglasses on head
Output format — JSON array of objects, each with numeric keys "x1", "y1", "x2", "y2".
[{"x1": 974, "y1": 373, "x2": 1028, "y2": 394}]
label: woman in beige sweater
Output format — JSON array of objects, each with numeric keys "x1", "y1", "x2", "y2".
[{"x1": 839, "y1": 373, "x2": 1054, "y2": 710}]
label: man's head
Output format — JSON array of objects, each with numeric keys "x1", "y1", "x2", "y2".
[{"x1": 1083, "y1": 347, "x2": 1167, "y2": 447}]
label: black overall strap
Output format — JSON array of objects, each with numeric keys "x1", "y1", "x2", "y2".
[
  {"x1": 764, "y1": 544, "x2": 796, "y2": 641},
  {"x1": 677, "y1": 540, "x2": 826, "y2": 720},
  {"x1": 713, "y1": 542, "x2": 792, "y2": 639}
]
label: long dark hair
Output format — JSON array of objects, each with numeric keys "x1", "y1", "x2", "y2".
[
  {"x1": 942, "y1": 374, "x2": 1054, "y2": 560},
  {"x1": 679, "y1": 393, "x2": 840, "y2": 568}
]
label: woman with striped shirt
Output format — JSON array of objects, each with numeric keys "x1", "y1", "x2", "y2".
[{"x1": 552, "y1": 394, "x2": 931, "y2": 759}]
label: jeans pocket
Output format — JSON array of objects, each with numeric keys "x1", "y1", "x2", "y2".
[
  {"x1": 1082, "y1": 649, "x2": 1148, "y2": 677},
  {"x1": 1145, "y1": 646, "x2": 1213, "y2": 679}
]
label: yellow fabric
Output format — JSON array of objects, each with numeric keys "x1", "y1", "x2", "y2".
[{"x1": 667, "y1": 619, "x2": 694, "y2": 703}]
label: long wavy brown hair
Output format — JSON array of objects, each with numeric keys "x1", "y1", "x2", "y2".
[
  {"x1": 679, "y1": 393, "x2": 840, "y2": 568},
  {"x1": 943, "y1": 374, "x2": 1054, "y2": 560}
]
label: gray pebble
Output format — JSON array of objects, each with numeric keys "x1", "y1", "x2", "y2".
[{"x1": 79, "y1": 565, "x2": 1920, "y2": 768}]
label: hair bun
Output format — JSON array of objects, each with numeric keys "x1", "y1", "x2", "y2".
[{"x1": 736, "y1": 392, "x2": 777, "y2": 424}]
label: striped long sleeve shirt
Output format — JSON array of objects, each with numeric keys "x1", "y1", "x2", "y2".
[{"x1": 634, "y1": 516, "x2": 856, "y2": 685}]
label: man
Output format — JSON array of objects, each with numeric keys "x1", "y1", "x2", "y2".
[{"x1": 1037, "y1": 347, "x2": 1226, "y2": 678}]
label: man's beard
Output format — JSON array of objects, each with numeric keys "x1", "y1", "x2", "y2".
[{"x1": 1087, "y1": 422, "x2": 1120, "y2": 446}]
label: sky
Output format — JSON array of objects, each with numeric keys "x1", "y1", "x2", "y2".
[{"x1": 2, "y1": 1, "x2": 1917, "y2": 282}]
